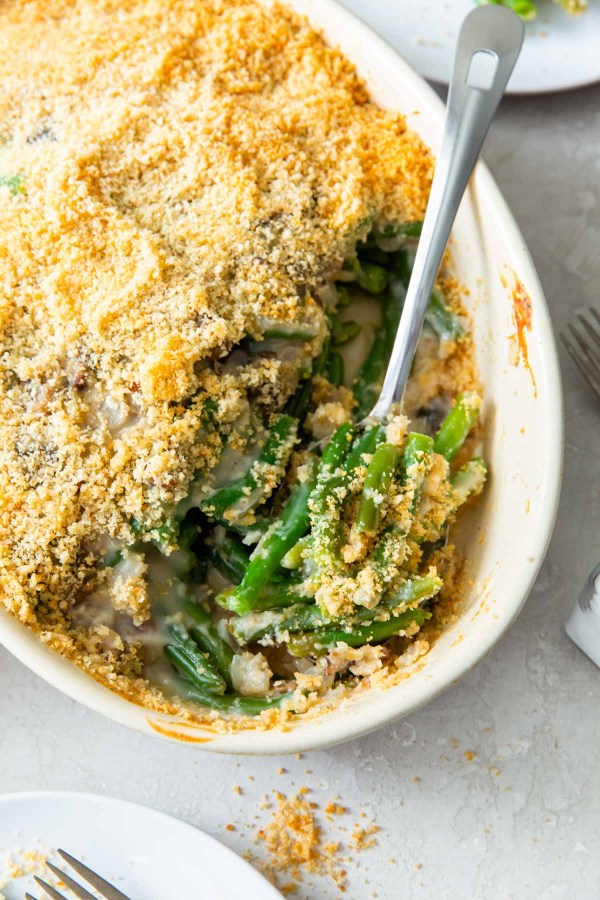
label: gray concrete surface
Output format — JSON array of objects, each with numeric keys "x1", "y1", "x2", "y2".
[{"x1": 1, "y1": 81, "x2": 599, "y2": 900}]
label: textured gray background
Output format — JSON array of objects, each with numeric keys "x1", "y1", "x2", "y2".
[{"x1": 1, "y1": 83, "x2": 600, "y2": 900}]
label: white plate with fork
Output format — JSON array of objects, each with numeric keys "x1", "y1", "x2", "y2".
[{"x1": 0, "y1": 792, "x2": 282, "y2": 900}]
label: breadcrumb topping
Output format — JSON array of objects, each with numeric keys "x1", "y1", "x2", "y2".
[{"x1": 0, "y1": 0, "x2": 433, "y2": 675}]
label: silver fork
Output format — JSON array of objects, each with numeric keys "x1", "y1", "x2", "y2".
[
  {"x1": 25, "y1": 849, "x2": 131, "y2": 900},
  {"x1": 560, "y1": 307, "x2": 600, "y2": 401},
  {"x1": 562, "y1": 307, "x2": 600, "y2": 667}
]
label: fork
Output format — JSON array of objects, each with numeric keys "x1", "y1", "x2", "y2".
[
  {"x1": 25, "y1": 849, "x2": 131, "y2": 900},
  {"x1": 560, "y1": 307, "x2": 600, "y2": 400},
  {"x1": 561, "y1": 306, "x2": 600, "y2": 667}
]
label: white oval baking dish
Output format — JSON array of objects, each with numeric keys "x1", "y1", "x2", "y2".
[{"x1": 0, "y1": 0, "x2": 563, "y2": 754}]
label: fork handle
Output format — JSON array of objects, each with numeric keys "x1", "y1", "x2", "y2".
[{"x1": 369, "y1": 5, "x2": 523, "y2": 419}]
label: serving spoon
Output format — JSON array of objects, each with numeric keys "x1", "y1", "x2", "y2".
[{"x1": 367, "y1": 5, "x2": 524, "y2": 423}]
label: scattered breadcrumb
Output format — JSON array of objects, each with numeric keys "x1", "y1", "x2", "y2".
[
  {"x1": 350, "y1": 823, "x2": 379, "y2": 851},
  {"x1": 0, "y1": 845, "x2": 54, "y2": 894},
  {"x1": 325, "y1": 802, "x2": 347, "y2": 819},
  {"x1": 244, "y1": 788, "x2": 379, "y2": 895},
  {"x1": 463, "y1": 749, "x2": 476, "y2": 762},
  {"x1": 233, "y1": 785, "x2": 243, "y2": 796}
]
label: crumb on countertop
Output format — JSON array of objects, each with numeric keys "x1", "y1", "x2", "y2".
[{"x1": 242, "y1": 788, "x2": 379, "y2": 894}]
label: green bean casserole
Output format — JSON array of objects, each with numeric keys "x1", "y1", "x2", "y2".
[{"x1": 0, "y1": 0, "x2": 486, "y2": 731}]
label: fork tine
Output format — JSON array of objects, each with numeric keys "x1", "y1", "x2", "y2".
[
  {"x1": 560, "y1": 331, "x2": 600, "y2": 400},
  {"x1": 25, "y1": 894, "x2": 39, "y2": 900},
  {"x1": 57, "y1": 850, "x2": 131, "y2": 900},
  {"x1": 572, "y1": 318, "x2": 600, "y2": 367},
  {"x1": 590, "y1": 307, "x2": 600, "y2": 330},
  {"x1": 33, "y1": 877, "x2": 68, "y2": 900},
  {"x1": 568, "y1": 325, "x2": 600, "y2": 377},
  {"x1": 46, "y1": 861, "x2": 98, "y2": 900},
  {"x1": 582, "y1": 309, "x2": 600, "y2": 347}
]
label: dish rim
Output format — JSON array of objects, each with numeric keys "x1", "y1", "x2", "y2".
[{"x1": 0, "y1": 0, "x2": 564, "y2": 754}]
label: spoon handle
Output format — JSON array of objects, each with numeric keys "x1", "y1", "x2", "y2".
[{"x1": 369, "y1": 5, "x2": 523, "y2": 419}]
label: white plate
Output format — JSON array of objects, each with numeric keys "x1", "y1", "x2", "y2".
[
  {"x1": 0, "y1": 792, "x2": 281, "y2": 900},
  {"x1": 338, "y1": 0, "x2": 600, "y2": 94}
]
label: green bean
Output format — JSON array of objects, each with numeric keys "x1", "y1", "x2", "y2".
[
  {"x1": 223, "y1": 427, "x2": 352, "y2": 614},
  {"x1": 326, "y1": 350, "x2": 344, "y2": 387},
  {"x1": 306, "y1": 423, "x2": 375, "y2": 574},
  {"x1": 309, "y1": 423, "x2": 355, "y2": 518},
  {"x1": 389, "y1": 247, "x2": 412, "y2": 283},
  {"x1": 200, "y1": 414, "x2": 297, "y2": 521},
  {"x1": 185, "y1": 602, "x2": 234, "y2": 688},
  {"x1": 367, "y1": 524, "x2": 409, "y2": 592},
  {"x1": 391, "y1": 250, "x2": 465, "y2": 342},
  {"x1": 359, "y1": 432, "x2": 432, "y2": 577},
  {"x1": 364, "y1": 437, "x2": 432, "y2": 588},
  {"x1": 332, "y1": 318, "x2": 360, "y2": 347},
  {"x1": 374, "y1": 221, "x2": 423, "y2": 241},
  {"x1": 184, "y1": 686, "x2": 294, "y2": 716},
  {"x1": 287, "y1": 607, "x2": 432, "y2": 656},
  {"x1": 433, "y1": 392, "x2": 482, "y2": 462},
  {"x1": 287, "y1": 337, "x2": 330, "y2": 422},
  {"x1": 281, "y1": 535, "x2": 311, "y2": 569},
  {"x1": 207, "y1": 532, "x2": 250, "y2": 584},
  {"x1": 291, "y1": 572, "x2": 440, "y2": 632},
  {"x1": 352, "y1": 274, "x2": 406, "y2": 420},
  {"x1": 425, "y1": 291, "x2": 464, "y2": 343},
  {"x1": 165, "y1": 623, "x2": 227, "y2": 694},
  {"x1": 403, "y1": 432, "x2": 434, "y2": 509},
  {"x1": 352, "y1": 332, "x2": 386, "y2": 420},
  {"x1": 103, "y1": 548, "x2": 124, "y2": 568},
  {"x1": 451, "y1": 457, "x2": 487, "y2": 503},
  {"x1": 130, "y1": 517, "x2": 179, "y2": 553},
  {"x1": 345, "y1": 425, "x2": 386, "y2": 471},
  {"x1": 475, "y1": 0, "x2": 536, "y2": 19},
  {"x1": 209, "y1": 529, "x2": 288, "y2": 584},
  {"x1": 299, "y1": 423, "x2": 356, "y2": 571},
  {"x1": 178, "y1": 516, "x2": 200, "y2": 550},
  {"x1": 237, "y1": 573, "x2": 441, "y2": 643},
  {"x1": 341, "y1": 258, "x2": 389, "y2": 294},
  {"x1": 355, "y1": 443, "x2": 401, "y2": 534},
  {"x1": 229, "y1": 595, "x2": 315, "y2": 643},
  {"x1": 249, "y1": 585, "x2": 312, "y2": 612},
  {"x1": 357, "y1": 261, "x2": 389, "y2": 294},
  {"x1": 336, "y1": 284, "x2": 352, "y2": 308},
  {"x1": 312, "y1": 424, "x2": 386, "y2": 561},
  {"x1": 384, "y1": 274, "x2": 406, "y2": 357},
  {"x1": 214, "y1": 517, "x2": 270, "y2": 542},
  {"x1": 217, "y1": 457, "x2": 318, "y2": 614}
]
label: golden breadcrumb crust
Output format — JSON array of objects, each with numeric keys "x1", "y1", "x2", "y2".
[{"x1": 0, "y1": 0, "x2": 432, "y2": 634}]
